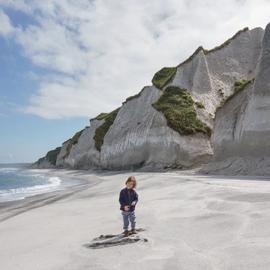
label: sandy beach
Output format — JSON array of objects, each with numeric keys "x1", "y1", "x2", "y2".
[{"x1": 1, "y1": 169, "x2": 270, "y2": 270}]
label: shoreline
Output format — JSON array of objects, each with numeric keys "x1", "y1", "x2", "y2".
[
  {"x1": 0, "y1": 169, "x2": 102, "y2": 222},
  {"x1": 2, "y1": 169, "x2": 270, "y2": 269},
  {"x1": 1, "y1": 167, "x2": 270, "y2": 219}
]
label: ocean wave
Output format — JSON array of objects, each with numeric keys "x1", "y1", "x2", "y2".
[
  {"x1": 0, "y1": 176, "x2": 62, "y2": 201},
  {"x1": 0, "y1": 167, "x2": 19, "y2": 173}
]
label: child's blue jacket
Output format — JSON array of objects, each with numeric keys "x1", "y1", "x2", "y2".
[{"x1": 119, "y1": 187, "x2": 138, "y2": 211}]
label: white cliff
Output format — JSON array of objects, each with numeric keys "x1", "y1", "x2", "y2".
[
  {"x1": 203, "y1": 23, "x2": 270, "y2": 175},
  {"x1": 100, "y1": 86, "x2": 211, "y2": 170},
  {"x1": 56, "y1": 120, "x2": 104, "y2": 169},
  {"x1": 34, "y1": 24, "x2": 270, "y2": 174}
]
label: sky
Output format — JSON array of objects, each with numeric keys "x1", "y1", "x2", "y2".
[{"x1": 0, "y1": 0, "x2": 270, "y2": 163}]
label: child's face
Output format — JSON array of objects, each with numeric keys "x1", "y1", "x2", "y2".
[{"x1": 126, "y1": 181, "x2": 134, "y2": 189}]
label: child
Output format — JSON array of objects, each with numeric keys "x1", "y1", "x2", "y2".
[{"x1": 119, "y1": 176, "x2": 139, "y2": 236}]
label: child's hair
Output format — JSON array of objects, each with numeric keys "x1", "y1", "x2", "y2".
[{"x1": 126, "y1": 176, "x2": 137, "y2": 188}]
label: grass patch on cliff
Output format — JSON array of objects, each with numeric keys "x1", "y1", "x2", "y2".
[
  {"x1": 217, "y1": 78, "x2": 254, "y2": 110},
  {"x1": 37, "y1": 147, "x2": 61, "y2": 166},
  {"x1": 124, "y1": 93, "x2": 141, "y2": 103},
  {"x1": 225, "y1": 78, "x2": 254, "y2": 104},
  {"x1": 93, "y1": 113, "x2": 109, "y2": 121},
  {"x1": 46, "y1": 147, "x2": 61, "y2": 165},
  {"x1": 152, "y1": 67, "x2": 177, "y2": 89},
  {"x1": 94, "y1": 108, "x2": 120, "y2": 151},
  {"x1": 152, "y1": 86, "x2": 211, "y2": 136},
  {"x1": 63, "y1": 129, "x2": 84, "y2": 159},
  {"x1": 195, "y1": 101, "x2": 205, "y2": 109},
  {"x1": 234, "y1": 79, "x2": 254, "y2": 93}
]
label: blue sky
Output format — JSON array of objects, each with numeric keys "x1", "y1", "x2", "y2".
[
  {"x1": 0, "y1": 35, "x2": 88, "y2": 162},
  {"x1": 0, "y1": 7, "x2": 89, "y2": 163},
  {"x1": 0, "y1": 0, "x2": 270, "y2": 163}
]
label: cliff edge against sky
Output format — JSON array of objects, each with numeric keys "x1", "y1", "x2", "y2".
[{"x1": 34, "y1": 24, "x2": 270, "y2": 175}]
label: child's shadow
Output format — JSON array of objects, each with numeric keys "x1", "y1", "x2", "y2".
[{"x1": 84, "y1": 228, "x2": 148, "y2": 249}]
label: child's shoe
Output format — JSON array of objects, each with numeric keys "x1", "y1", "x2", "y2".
[
  {"x1": 131, "y1": 228, "x2": 137, "y2": 234},
  {"x1": 123, "y1": 230, "x2": 129, "y2": 237}
]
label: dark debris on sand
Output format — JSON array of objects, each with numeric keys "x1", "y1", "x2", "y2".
[{"x1": 85, "y1": 228, "x2": 148, "y2": 249}]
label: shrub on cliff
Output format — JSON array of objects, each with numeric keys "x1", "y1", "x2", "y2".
[
  {"x1": 93, "y1": 113, "x2": 109, "y2": 120},
  {"x1": 94, "y1": 108, "x2": 120, "y2": 151},
  {"x1": 152, "y1": 67, "x2": 177, "y2": 89},
  {"x1": 63, "y1": 129, "x2": 84, "y2": 158},
  {"x1": 217, "y1": 78, "x2": 254, "y2": 111},
  {"x1": 36, "y1": 147, "x2": 61, "y2": 166},
  {"x1": 152, "y1": 86, "x2": 211, "y2": 136}
]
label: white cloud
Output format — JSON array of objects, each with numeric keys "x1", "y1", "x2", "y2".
[
  {"x1": 0, "y1": 9, "x2": 15, "y2": 36},
  {"x1": 1, "y1": 0, "x2": 270, "y2": 119}
]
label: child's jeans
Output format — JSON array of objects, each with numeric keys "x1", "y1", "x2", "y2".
[{"x1": 122, "y1": 210, "x2": 136, "y2": 230}]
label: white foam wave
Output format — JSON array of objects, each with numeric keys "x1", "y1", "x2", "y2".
[
  {"x1": 0, "y1": 176, "x2": 62, "y2": 202},
  {"x1": 0, "y1": 168, "x2": 19, "y2": 173}
]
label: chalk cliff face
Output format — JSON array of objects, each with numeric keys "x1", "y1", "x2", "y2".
[
  {"x1": 54, "y1": 86, "x2": 212, "y2": 170},
  {"x1": 98, "y1": 86, "x2": 211, "y2": 170},
  {"x1": 32, "y1": 147, "x2": 61, "y2": 169},
  {"x1": 34, "y1": 24, "x2": 270, "y2": 174},
  {"x1": 56, "y1": 121, "x2": 102, "y2": 169},
  {"x1": 203, "y1": 24, "x2": 270, "y2": 175}
]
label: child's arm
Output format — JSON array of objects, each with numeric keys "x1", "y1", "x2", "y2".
[
  {"x1": 119, "y1": 190, "x2": 126, "y2": 208},
  {"x1": 131, "y1": 191, "x2": 139, "y2": 206}
]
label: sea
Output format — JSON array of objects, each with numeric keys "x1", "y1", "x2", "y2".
[{"x1": 0, "y1": 163, "x2": 77, "y2": 202}]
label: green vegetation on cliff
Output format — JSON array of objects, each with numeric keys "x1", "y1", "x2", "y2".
[
  {"x1": 195, "y1": 101, "x2": 205, "y2": 109},
  {"x1": 36, "y1": 147, "x2": 61, "y2": 166},
  {"x1": 93, "y1": 113, "x2": 109, "y2": 121},
  {"x1": 152, "y1": 86, "x2": 211, "y2": 136},
  {"x1": 124, "y1": 93, "x2": 141, "y2": 103},
  {"x1": 152, "y1": 67, "x2": 177, "y2": 89},
  {"x1": 94, "y1": 108, "x2": 120, "y2": 151},
  {"x1": 217, "y1": 78, "x2": 254, "y2": 110},
  {"x1": 234, "y1": 78, "x2": 254, "y2": 93},
  {"x1": 63, "y1": 129, "x2": 84, "y2": 159}
]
